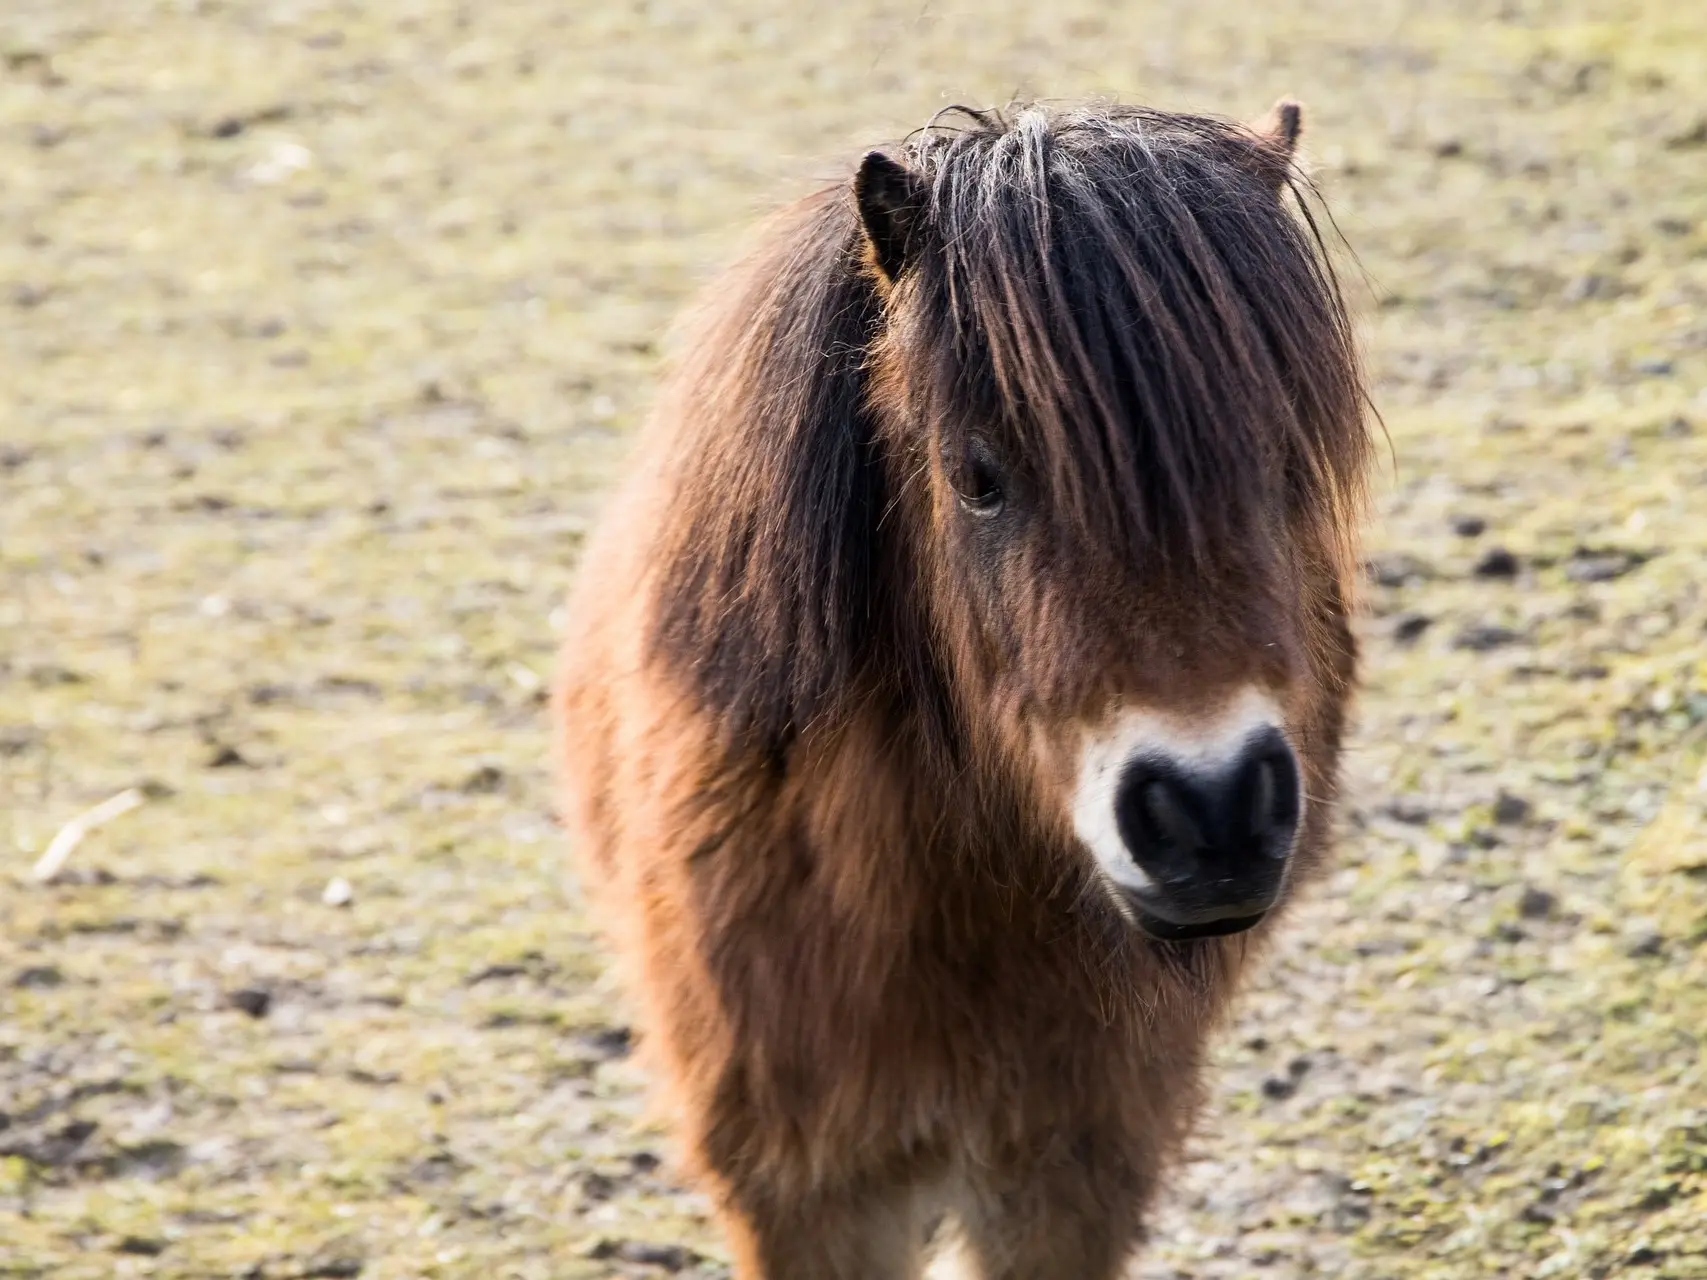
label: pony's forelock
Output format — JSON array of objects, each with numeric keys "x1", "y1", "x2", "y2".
[{"x1": 897, "y1": 102, "x2": 1369, "y2": 585}]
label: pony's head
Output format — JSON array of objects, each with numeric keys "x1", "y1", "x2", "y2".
[{"x1": 651, "y1": 101, "x2": 1369, "y2": 941}]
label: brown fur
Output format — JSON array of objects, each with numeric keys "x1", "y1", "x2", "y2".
[{"x1": 556, "y1": 99, "x2": 1370, "y2": 1277}]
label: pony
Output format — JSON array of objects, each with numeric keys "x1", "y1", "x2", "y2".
[{"x1": 555, "y1": 97, "x2": 1370, "y2": 1278}]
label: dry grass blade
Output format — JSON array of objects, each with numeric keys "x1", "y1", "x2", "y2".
[{"x1": 30, "y1": 788, "x2": 145, "y2": 883}]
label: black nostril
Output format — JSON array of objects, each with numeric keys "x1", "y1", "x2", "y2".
[
  {"x1": 1141, "y1": 777, "x2": 1206, "y2": 853},
  {"x1": 1113, "y1": 767, "x2": 1214, "y2": 887},
  {"x1": 1113, "y1": 730, "x2": 1302, "y2": 883},
  {"x1": 1234, "y1": 732, "x2": 1301, "y2": 857},
  {"x1": 1250, "y1": 757, "x2": 1277, "y2": 835}
]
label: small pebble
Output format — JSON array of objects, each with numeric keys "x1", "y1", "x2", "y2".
[
  {"x1": 115, "y1": 1236, "x2": 168, "y2": 1257},
  {"x1": 586, "y1": 1239, "x2": 698, "y2": 1269},
  {"x1": 228, "y1": 987, "x2": 272, "y2": 1018},
  {"x1": 206, "y1": 743, "x2": 253, "y2": 769},
  {"x1": 466, "y1": 962, "x2": 529, "y2": 985},
  {"x1": 1517, "y1": 886, "x2": 1557, "y2": 920},
  {"x1": 1473, "y1": 547, "x2": 1520, "y2": 579},
  {"x1": 582, "y1": 1025, "x2": 633, "y2": 1059},
  {"x1": 1383, "y1": 799, "x2": 1431, "y2": 825},
  {"x1": 1454, "y1": 623, "x2": 1520, "y2": 651},
  {"x1": 301, "y1": 1255, "x2": 363, "y2": 1278},
  {"x1": 322, "y1": 876, "x2": 354, "y2": 907},
  {"x1": 1392, "y1": 612, "x2": 1432, "y2": 643},
  {"x1": 461, "y1": 763, "x2": 506, "y2": 794},
  {"x1": 1365, "y1": 552, "x2": 1433, "y2": 588},
  {"x1": 622, "y1": 1242, "x2": 695, "y2": 1269},
  {"x1": 1492, "y1": 791, "x2": 1532, "y2": 825},
  {"x1": 1566, "y1": 548, "x2": 1645, "y2": 583},
  {"x1": 1451, "y1": 515, "x2": 1487, "y2": 537},
  {"x1": 13, "y1": 965, "x2": 64, "y2": 989}
]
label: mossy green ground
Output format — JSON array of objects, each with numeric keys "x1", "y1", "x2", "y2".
[{"x1": 3, "y1": 1, "x2": 1706, "y2": 1276}]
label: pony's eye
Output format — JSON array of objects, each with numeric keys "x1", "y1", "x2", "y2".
[{"x1": 949, "y1": 440, "x2": 1005, "y2": 515}]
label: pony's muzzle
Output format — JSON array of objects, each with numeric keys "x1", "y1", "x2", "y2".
[{"x1": 1111, "y1": 727, "x2": 1301, "y2": 941}]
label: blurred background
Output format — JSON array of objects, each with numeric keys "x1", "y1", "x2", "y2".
[{"x1": 2, "y1": 1, "x2": 1705, "y2": 1277}]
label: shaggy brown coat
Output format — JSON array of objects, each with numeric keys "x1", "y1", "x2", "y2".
[{"x1": 557, "y1": 99, "x2": 1370, "y2": 1278}]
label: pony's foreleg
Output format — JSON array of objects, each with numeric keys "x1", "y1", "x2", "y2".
[
  {"x1": 958, "y1": 1160, "x2": 1149, "y2": 1280},
  {"x1": 717, "y1": 1183, "x2": 930, "y2": 1280}
]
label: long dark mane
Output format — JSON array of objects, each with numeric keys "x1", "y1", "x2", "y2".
[{"x1": 648, "y1": 101, "x2": 1369, "y2": 753}]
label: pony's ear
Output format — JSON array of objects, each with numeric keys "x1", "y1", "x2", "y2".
[
  {"x1": 1254, "y1": 98, "x2": 1303, "y2": 159},
  {"x1": 1248, "y1": 98, "x2": 1304, "y2": 187},
  {"x1": 854, "y1": 151, "x2": 929, "y2": 284}
]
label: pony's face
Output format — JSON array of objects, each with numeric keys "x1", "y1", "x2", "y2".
[
  {"x1": 855, "y1": 107, "x2": 1365, "y2": 941},
  {"x1": 908, "y1": 413, "x2": 1347, "y2": 942}
]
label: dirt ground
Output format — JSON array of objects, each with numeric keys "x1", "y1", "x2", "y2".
[{"x1": 3, "y1": 0, "x2": 1706, "y2": 1276}]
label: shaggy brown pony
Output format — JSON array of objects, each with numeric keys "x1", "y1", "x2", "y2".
[{"x1": 556, "y1": 98, "x2": 1370, "y2": 1277}]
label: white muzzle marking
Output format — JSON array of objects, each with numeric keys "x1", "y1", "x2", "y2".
[{"x1": 1070, "y1": 687, "x2": 1292, "y2": 894}]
